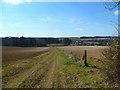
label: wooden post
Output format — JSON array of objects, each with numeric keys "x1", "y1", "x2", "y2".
[{"x1": 84, "y1": 50, "x2": 88, "y2": 66}]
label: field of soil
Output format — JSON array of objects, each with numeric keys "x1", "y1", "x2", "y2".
[
  {"x1": 2, "y1": 46, "x2": 111, "y2": 88},
  {"x1": 2, "y1": 47, "x2": 50, "y2": 64}
]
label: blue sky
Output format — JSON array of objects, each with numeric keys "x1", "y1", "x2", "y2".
[{"x1": 0, "y1": 2, "x2": 118, "y2": 37}]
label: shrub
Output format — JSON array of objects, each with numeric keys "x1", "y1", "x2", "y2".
[{"x1": 102, "y1": 38, "x2": 120, "y2": 87}]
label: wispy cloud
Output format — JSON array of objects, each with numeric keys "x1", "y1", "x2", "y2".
[
  {"x1": 46, "y1": 17, "x2": 54, "y2": 21},
  {"x1": 52, "y1": 29, "x2": 60, "y2": 33},
  {"x1": 41, "y1": 17, "x2": 53, "y2": 22},
  {"x1": 2, "y1": 0, "x2": 104, "y2": 3},
  {"x1": 41, "y1": 16, "x2": 61, "y2": 22},
  {"x1": 69, "y1": 18, "x2": 76, "y2": 23},
  {"x1": 75, "y1": 28, "x2": 83, "y2": 31},
  {"x1": 2, "y1": 0, "x2": 31, "y2": 5},
  {"x1": 69, "y1": 18, "x2": 85, "y2": 25},
  {"x1": 114, "y1": 10, "x2": 120, "y2": 16}
]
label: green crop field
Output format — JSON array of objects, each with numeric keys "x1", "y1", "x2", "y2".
[{"x1": 2, "y1": 46, "x2": 111, "y2": 88}]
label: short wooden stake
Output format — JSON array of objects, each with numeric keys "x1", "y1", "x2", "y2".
[{"x1": 84, "y1": 50, "x2": 88, "y2": 66}]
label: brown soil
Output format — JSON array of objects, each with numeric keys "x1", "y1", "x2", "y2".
[
  {"x1": 2, "y1": 47, "x2": 50, "y2": 64},
  {"x1": 2, "y1": 48, "x2": 60, "y2": 88}
]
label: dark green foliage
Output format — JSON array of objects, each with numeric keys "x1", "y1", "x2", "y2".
[
  {"x1": 61, "y1": 38, "x2": 72, "y2": 46},
  {"x1": 2, "y1": 36, "x2": 115, "y2": 47},
  {"x1": 2, "y1": 37, "x2": 72, "y2": 47}
]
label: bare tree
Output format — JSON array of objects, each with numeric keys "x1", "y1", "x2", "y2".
[
  {"x1": 104, "y1": 0, "x2": 120, "y2": 10},
  {"x1": 102, "y1": 0, "x2": 120, "y2": 88}
]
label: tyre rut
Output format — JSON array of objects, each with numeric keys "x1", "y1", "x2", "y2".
[
  {"x1": 35, "y1": 50, "x2": 59, "y2": 88},
  {"x1": 3, "y1": 51, "x2": 52, "y2": 88},
  {"x1": 18, "y1": 51, "x2": 54, "y2": 88}
]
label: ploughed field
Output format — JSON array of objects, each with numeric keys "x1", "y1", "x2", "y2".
[{"x1": 2, "y1": 46, "x2": 111, "y2": 88}]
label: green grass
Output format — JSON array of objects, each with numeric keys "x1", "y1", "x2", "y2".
[{"x1": 53, "y1": 49, "x2": 112, "y2": 88}]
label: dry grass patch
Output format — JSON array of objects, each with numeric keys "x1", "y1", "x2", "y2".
[{"x1": 59, "y1": 46, "x2": 108, "y2": 60}]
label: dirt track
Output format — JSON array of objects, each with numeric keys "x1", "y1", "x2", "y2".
[
  {"x1": 2, "y1": 47, "x2": 111, "y2": 88},
  {"x1": 3, "y1": 48, "x2": 60, "y2": 88}
]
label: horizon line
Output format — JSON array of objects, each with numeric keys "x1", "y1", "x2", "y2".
[{"x1": 0, "y1": 35, "x2": 118, "y2": 38}]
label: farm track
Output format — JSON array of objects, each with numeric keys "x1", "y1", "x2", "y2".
[
  {"x1": 18, "y1": 50, "x2": 56, "y2": 88},
  {"x1": 35, "y1": 50, "x2": 58, "y2": 88},
  {"x1": 2, "y1": 47, "x2": 111, "y2": 88},
  {"x1": 3, "y1": 48, "x2": 61, "y2": 88},
  {"x1": 3, "y1": 51, "x2": 51, "y2": 88}
]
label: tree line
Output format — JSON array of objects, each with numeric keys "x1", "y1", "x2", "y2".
[
  {"x1": 2, "y1": 36, "x2": 71, "y2": 47},
  {"x1": 1, "y1": 36, "x2": 115, "y2": 47}
]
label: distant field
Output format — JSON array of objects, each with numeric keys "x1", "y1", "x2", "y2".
[
  {"x1": 59, "y1": 46, "x2": 108, "y2": 59},
  {"x1": 2, "y1": 46, "x2": 111, "y2": 88},
  {"x1": 2, "y1": 47, "x2": 50, "y2": 64}
]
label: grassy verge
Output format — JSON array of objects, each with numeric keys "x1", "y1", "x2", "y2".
[{"x1": 53, "y1": 49, "x2": 112, "y2": 88}]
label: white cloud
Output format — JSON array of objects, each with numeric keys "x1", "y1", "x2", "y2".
[
  {"x1": 69, "y1": 18, "x2": 85, "y2": 25},
  {"x1": 25, "y1": 0, "x2": 32, "y2": 2},
  {"x1": 75, "y1": 28, "x2": 83, "y2": 31},
  {"x1": 3, "y1": 0, "x2": 32, "y2": 5},
  {"x1": 46, "y1": 17, "x2": 54, "y2": 21},
  {"x1": 2, "y1": 0, "x2": 110, "y2": 3},
  {"x1": 69, "y1": 18, "x2": 76, "y2": 23},
  {"x1": 41, "y1": 16, "x2": 61, "y2": 22},
  {"x1": 42, "y1": 16, "x2": 54, "y2": 22},
  {"x1": 114, "y1": 10, "x2": 120, "y2": 15},
  {"x1": 52, "y1": 29, "x2": 60, "y2": 33}
]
